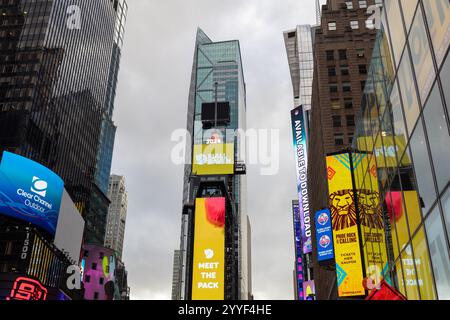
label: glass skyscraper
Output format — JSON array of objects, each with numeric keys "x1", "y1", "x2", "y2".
[
  {"x1": 174, "y1": 28, "x2": 251, "y2": 300},
  {"x1": 353, "y1": 0, "x2": 450, "y2": 300},
  {"x1": 0, "y1": 0, "x2": 127, "y2": 244}
]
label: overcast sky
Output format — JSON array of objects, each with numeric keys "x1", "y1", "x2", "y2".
[{"x1": 111, "y1": 0, "x2": 320, "y2": 300}]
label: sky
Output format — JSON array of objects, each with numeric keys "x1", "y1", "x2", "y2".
[{"x1": 111, "y1": 0, "x2": 320, "y2": 300}]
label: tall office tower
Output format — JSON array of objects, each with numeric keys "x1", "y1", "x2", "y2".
[
  {"x1": 307, "y1": 0, "x2": 379, "y2": 299},
  {"x1": 171, "y1": 250, "x2": 182, "y2": 300},
  {"x1": 174, "y1": 28, "x2": 250, "y2": 300},
  {"x1": 284, "y1": 25, "x2": 315, "y2": 300},
  {"x1": 0, "y1": 0, "x2": 127, "y2": 245},
  {"x1": 105, "y1": 175, "x2": 128, "y2": 260}
]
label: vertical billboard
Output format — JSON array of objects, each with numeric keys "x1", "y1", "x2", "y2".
[
  {"x1": 292, "y1": 201, "x2": 304, "y2": 300},
  {"x1": 326, "y1": 153, "x2": 365, "y2": 297},
  {"x1": 0, "y1": 152, "x2": 64, "y2": 236},
  {"x1": 192, "y1": 198, "x2": 225, "y2": 300},
  {"x1": 291, "y1": 106, "x2": 312, "y2": 254},
  {"x1": 192, "y1": 142, "x2": 234, "y2": 176},
  {"x1": 315, "y1": 209, "x2": 335, "y2": 263},
  {"x1": 303, "y1": 280, "x2": 316, "y2": 300}
]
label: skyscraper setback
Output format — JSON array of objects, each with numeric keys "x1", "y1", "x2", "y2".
[
  {"x1": 0, "y1": 0, "x2": 127, "y2": 245},
  {"x1": 173, "y1": 28, "x2": 251, "y2": 300}
]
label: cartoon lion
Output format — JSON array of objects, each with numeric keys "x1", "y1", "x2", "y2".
[
  {"x1": 329, "y1": 189, "x2": 357, "y2": 231},
  {"x1": 358, "y1": 190, "x2": 384, "y2": 230}
]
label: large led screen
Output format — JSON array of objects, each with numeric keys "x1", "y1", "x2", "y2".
[
  {"x1": 0, "y1": 152, "x2": 64, "y2": 236},
  {"x1": 192, "y1": 198, "x2": 225, "y2": 300},
  {"x1": 291, "y1": 106, "x2": 312, "y2": 254},
  {"x1": 326, "y1": 153, "x2": 365, "y2": 297},
  {"x1": 192, "y1": 144, "x2": 234, "y2": 176}
]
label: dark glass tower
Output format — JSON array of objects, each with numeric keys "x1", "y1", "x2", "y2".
[
  {"x1": 0, "y1": 0, "x2": 127, "y2": 244},
  {"x1": 173, "y1": 29, "x2": 251, "y2": 301}
]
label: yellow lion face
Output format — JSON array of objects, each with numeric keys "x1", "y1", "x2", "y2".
[{"x1": 331, "y1": 192, "x2": 354, "y2": 216}]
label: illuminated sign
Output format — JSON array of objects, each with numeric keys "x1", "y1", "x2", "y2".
[
  {"x1": 6, "y1": 277, "x2": 48, "y2": 301},
  {"x1": 0, "y1": 152, "x2": 64, "y2": 236},
  {"x1": 292, "y1": 201, "x2": 304, "y2": 300},
  {"x1": 291, "y1": 106, "x2": 312, "y2": 254},
  {"x1": 303, "y1": 280, "x2": 316, "y2": 300},
  {"x1": 192, "y1": 144, "x2": 234, "y2": 176},
  {"x1": 366, "y1": 280, "x2": 407, "y2": 300},
  {"x1": 326, "y1": 153, "x2": 365, "y2": 297},
  {"x1": 356, "y1": 135, "x2": 410, "y2": 168},
  {"x1": 192, "y1": 198, "x2": 225, "y2": 300},
  {"x1": 315, "y1": 209, "x2": 335, "y2": 263}
]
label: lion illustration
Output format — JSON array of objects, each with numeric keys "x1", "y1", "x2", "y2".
[
  {"x1": 358, "y1": 190, "x2": 384, "y2": 230},
  {"x1": 329, "y1": 190, "x2": 357, "y2": 231}
]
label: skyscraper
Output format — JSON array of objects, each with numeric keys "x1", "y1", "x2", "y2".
[
  {"x1": 307, "y1": 0, "x2": 378, "y2": 299},
  {"x1": 105, "y1": 175, "x2": 128, "y2": 260},
  {"x1": 174, "y1": 28, "x2": 251, "y2": 300},
  {"x1": 0, "y1": 0, "x2": 127, "y2": 245}
]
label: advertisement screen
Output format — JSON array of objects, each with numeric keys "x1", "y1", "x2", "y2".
[
  {"x1": 315, "y1": 209, "x2": 335, "y2": 263},
  {"x1": 326, "y1": 153, "x2": 365, "y2": 297},
  {"x1": 0, "y1": 152, "x2": 64, "y2": 236},
  {"x1": 291, "y1": 106, "x2": 312, "y2": 254},
  {"x1": 355, "y1": 154, "x2": 391, "y2": 288},
  {"x1": 356, "y1": 135, "x2": 410, "y2": 168},
  {"x1": 292, "y1": 201, "x2": 304, "y2": 300},
  {"x1": 192, "y1": 144, "x2": 234, "y2": 176},
  {"x1": 192, "y1": 198, "x2": 225, "y2": 300},
  {"x1": 303, "y1": 280, "x2": 316, "y2": 300}
]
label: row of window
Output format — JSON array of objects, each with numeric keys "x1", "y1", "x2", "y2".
[
  {"x1": 333, "y1": 115, "x2": 356, "y2": 128},
  {"x1": 328, "y1": 64, "x2": 367, "y2": 77},
  {"x1": 326, "y1": 49, "x2": 366, "y2": 61},
  {"x1": 329, "y1": 81, "x2": 366, "y2": 93}
]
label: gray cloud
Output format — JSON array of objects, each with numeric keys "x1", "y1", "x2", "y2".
[{"x1": 112, "y1": 0, "x2": 317, "y2": 300}]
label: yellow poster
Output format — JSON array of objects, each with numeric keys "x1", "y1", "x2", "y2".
[
  {"x1": 356, "y1": 135, "x2": 410, "y2": 168},
  {"x1": 356, "y1": 154, "x2": 391, "y2": 289},
  {"x1": 192, "y1": 143, "x2": 234, "y2": 175},
  {"x1": 192, "y1": 198, "x2": 225, "y2": 300},
  {"x1": 326, "y1": 153, "x2": 365, "y2": 297}
]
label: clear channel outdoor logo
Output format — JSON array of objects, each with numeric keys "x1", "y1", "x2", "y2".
[{"x1": 31, "y1": 176, "x2": 48, "y2": 197}]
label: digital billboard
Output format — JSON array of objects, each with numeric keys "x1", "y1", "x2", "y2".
[
  {"x1": 192, "y1": 143, "x2": 234, "y2": 176},
  {"x1": 292, "y1": 201, "x2": 304, "y2": 300},
  {"x1": 192, "y1": 198, "x2": 225, "y2": 300},
  {"x1": 291, "y1": 106, "x2": 312, "y2": 254},
  {"x1": 303, "y1": 280, "x2": 316, "y2": 300},
  {"x1": 315, "y1": 209, "x2": 335, "y2": 263},
  {"x1": 356, "y1": 135, "x2": 410, "y2": 168},
  {"x1": 0, "y1": 152, "x2": 64, "y2": 236},
  {"x1": 326, "y1": 153, "x2": 365, "y2": 297}
]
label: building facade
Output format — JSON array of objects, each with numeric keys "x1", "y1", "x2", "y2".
[
  {"x1": 174, "y1": 28, "x2": 251, "y2": 300},
  {"x1": 105, "y1": 175, "x2": 128, "y2": 260},
  {"x1": 308, "y1": 0, "x2": 380, "y2": 299},
  {"x1": 0, "y1": 0, "x2": 127, "y2": 245},
  {"x1": 352, "y1": 0, "x2": 450, "y2": 299}
]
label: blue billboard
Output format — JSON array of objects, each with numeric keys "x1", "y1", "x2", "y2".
[
  {"x1": 291, "y1": 106, "x2": 312, "y2": 254},
  {"x1": 292, "y1": 201, "x2": 304, "y2": 300},
  {"x1": 315, "y1": 208, "x2": 335, "y2": 263},
  {"x1": 0, "y1": 152, "x2": 64, "y2": 236}
]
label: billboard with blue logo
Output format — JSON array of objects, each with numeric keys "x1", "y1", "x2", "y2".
[
  {"x1": 315, "y1": 208, "x2": 335, "y2": 263},
  {"x1": 0, "y1": 152, "x2": 64, "y2": 236},
  {"x1": 292, "y1": 201, "x2": 304, "y2": 300}
]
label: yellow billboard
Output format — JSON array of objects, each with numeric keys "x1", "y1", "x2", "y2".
[
  {"x1": 192, "y1": 143, "x2": 234, "y2": 176},
  {"x1": 192, "y1": 198, "x2": 225, "y2": 300},
  {"x1": 356, "y1": 135, "x2": 410, "y2": 168},
  {"x1": 326, "y1": 153, "x2": 365, "y2": 297},
  {"x1": 356, "y1": 154, "x2": 391, "y2": 289}
]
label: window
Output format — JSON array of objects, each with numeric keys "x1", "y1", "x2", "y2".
[
  {"x1": 340, "y1": 65, "x2": 349, "y2": 76},
  {"x1": 425, "y1": 206, "x2": 450, "y2": 300},
  {"x1": 85, "y1": 275, "x2": 91, "y2": 283},
  {"x1": 328, "y1": 67, "x2": 337, "y2": 77},
  {"x1": 329, "y1": 84, "x2": 338, "y2": 93},
  {"x1": 92, "y1": 263, "x2": 97, "y2": 270},
  {"x1": 288, "y1": 32, "x2": 296, "y2": 38},
  {"x1": 99, "y1": 252, "x2": 104, "y2": 259},
  {"x1": 83, "y1": 250, "x2": 89, "y2": 257},
  {"x1": 326, "y1": 50, "x2": 335, "y2": 61},
  {"x1": 335, "y1": 134, "x2": 344, "y2": 146},
  {"x1": 350, "y1": 20, "x2": 359, "y2": 30},
  {"x1": 328, "y1": 22, "x2": 337, "y2": 31},
  {"x1": 343, "y1": 82, "x2": 351, "y2": 92},
  {"x1": 356, "y1": 49, "x2": 365, "y2": 58},
  {"x1": 100, "y1": 278, "x2": 104, "y2": 285},
  {"x1": 94, "y1": 292, "x2": 99, "y2": 300},
  {"x1": 339, "y1": 49, "x2": 347, "y2": 60},
  {"x1": 359, "y1": 65, "x2": 367, "y2": 74},
  {"x1": 361, "y1": 81, "x2": 366, "y2": 91},
  {"x1": 344, "y1": 99, "x2": 353, "y2": 109},
  {"x1": 348, "y1": 133, "x2": 354, "y2": 144},
  {"x1": 346, "y1": 115, "x2": 355, "y2": 127},
  {"x1": 332, "y1": 116, "x2": 342, "y2": 128},
  {"x1": 359, "y1": 0, "x2": 367, "y2": 8},
  {"x1": 345, "y1": 1, "x2": 354, "y2": 9},
  {"x1": 423, "y1": 83, "x2": 450, "y2": 193},
  {"x1": 331, "y1": 100, "x2": 341, "y2": 110}
]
